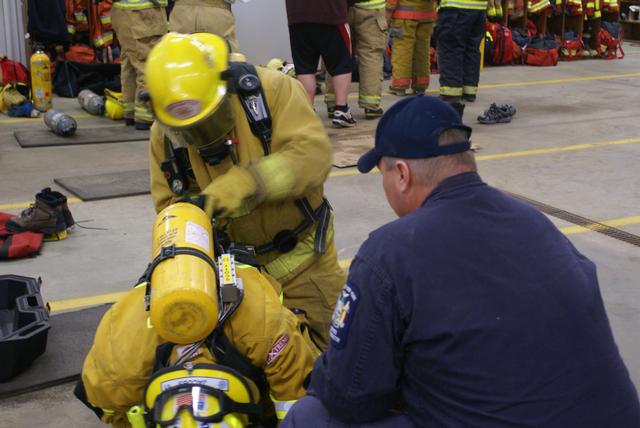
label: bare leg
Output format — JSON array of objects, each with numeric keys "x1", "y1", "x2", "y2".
[
  {"x1": 297, "y1": 74, "x2": 317, "y2": 104},
  {"x1": 331, "y1": 72, "x2": 351, "y2": 107}
]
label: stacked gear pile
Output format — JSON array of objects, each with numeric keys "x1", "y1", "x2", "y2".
[
  {"x1": 76, "y1": 203, "x2": 320, "y2": 427},
  {"x1": 0, "y1": 56, "x2": 37, "y2": 118},
  {"x1": 481, "y1": 0, "x2": 623, "y2": 67}
]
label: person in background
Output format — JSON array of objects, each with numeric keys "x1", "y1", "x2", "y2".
[
  {"x1": 436, "y1": 0, "x2": 487, "y2": 118},
  {"x1": 325, "y1": 0, "x2": 388, "y2": 121},
  {"x1": 386, "y1": 0, "x2": 436, "y2": 96},
  {"x1": 282, "y1": 95, "x2": 640, "y2": 427},
  {"x1": 285, "y1": 0, "x2": 357, "y2": 128},
  {"x1": 110, "y1": 0, "x2": 168, "y2": 130},
  {"x1": 169, "y1": 0, "x2": 239, "y2": 51}
]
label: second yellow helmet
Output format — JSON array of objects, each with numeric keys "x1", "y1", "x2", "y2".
[{"x1": 146, "y1": 32, "x2": 229, "y2": 128}]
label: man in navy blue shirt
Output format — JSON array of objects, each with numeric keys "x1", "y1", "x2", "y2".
[{"x1": 282, "y1": 95, "x2": 640, "y2": 427}]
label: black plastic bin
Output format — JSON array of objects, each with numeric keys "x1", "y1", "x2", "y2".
[{"x1": 0, "y1": 275, "x2": 50, "y2": 381}]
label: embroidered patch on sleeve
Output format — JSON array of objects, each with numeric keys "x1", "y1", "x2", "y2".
[
  {"x1": 329, "y1": 283, "x2": 360, "y2": 349},
  {"x1": 266, "y1": 334, "x2": 290, "y2": 365}
]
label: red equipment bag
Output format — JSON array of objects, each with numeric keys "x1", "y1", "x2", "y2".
[
  {"x1": 486, "y1": 22, "x2": 515, "y2": 65},
  {"x1": 0, "y1": 57, "x2": 30, "y2": 86},
  {"x1": 524, "y1": 47, "x2": 559, "y2": 65},
  {"x1": 561, "y1": 38, "x2": 585, "y2": 60},
  {"x1": 524, "y1": 35, "x2": 559, "y2": 66},
  {"x1": 597, "y1": 27, "x2": 624, "y2": 59},
  {"x1": 65, "y1": 44, "x2": 97, "y2": 64},
  {"x1": 0, "y1": 213, "x2": 43, "y2": 260}
]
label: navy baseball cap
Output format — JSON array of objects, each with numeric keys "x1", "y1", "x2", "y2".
[{"x1": 357, "y1": 95, "x2": 472, "y2": 173}]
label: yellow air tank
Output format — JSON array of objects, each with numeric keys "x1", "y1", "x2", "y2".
[
  {"x1": 150, "y1": 203, "x2": 218, "y2": 344},
  {"x1": 30, "y1": 45, "x2": 52, "y2": 112}
]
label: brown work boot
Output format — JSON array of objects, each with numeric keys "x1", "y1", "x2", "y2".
[
  {"x1": 5, "y1": 193, "x2": 67, "y2": 234},
  {"x1": 40, "y1": 187, "x2": 75, "y2": 228}
]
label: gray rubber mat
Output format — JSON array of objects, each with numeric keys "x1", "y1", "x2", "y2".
[
  {"x1": 15, "y1": 127, "x2": 149, "y2": 148},
  {"x1": 0, "y1": 305, "x2": 110, "y2": 398},
  {"x1": 54, "y1": 169, "x2": 150, "y2": 201}
]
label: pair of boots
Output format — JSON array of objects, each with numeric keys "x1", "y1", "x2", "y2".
[{"x1": 6, "y1": 188, "x2": 75, "y2": 235}]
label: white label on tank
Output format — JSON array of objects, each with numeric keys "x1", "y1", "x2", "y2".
[
  {"x1": 161, "y1": 376, "x2": 229, "y2": 392},
  {"x1": 185, "y1": 221, "x2": 210, "y2": 252},
  {"x1": 35, "y1": 88, "x2": 44, "y2": 98}
]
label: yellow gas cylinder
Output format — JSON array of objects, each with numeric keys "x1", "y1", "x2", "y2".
[
  {"x1": 30, "y1": 45, "x2": 53, "y2": 112},
  {"x1": 150, "y1": 202, "x2": 218, "y2": 344}
]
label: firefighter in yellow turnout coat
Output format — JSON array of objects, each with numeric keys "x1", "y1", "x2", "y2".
[
  {"x1": 147, "y1": 33, "x2": 346, "y2": 351},
  {"x1": 170, "y1": 0, "x2": 238, "y2": 51},
  {"x1": 386, "y1": 0, "x2": 436, "y2": 94},
  {"x1": 78, "y1": 260, "x2": 319, "y2": 427},
  {"x1": 110, "y1": 0, "x2": 168, "y2": 129}
]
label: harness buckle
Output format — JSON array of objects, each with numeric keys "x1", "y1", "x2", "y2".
[{"x1": 272, "y1": 230, "x2": 298, "y2": 254}]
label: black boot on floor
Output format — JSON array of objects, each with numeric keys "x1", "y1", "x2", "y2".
[{"x1": 451, "y1": 102, "x2": 466, "y2": 120}]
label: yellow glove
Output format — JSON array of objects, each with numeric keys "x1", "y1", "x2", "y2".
[{"x1": 201, "y1": 165, "x2": 261, "y2": 218}]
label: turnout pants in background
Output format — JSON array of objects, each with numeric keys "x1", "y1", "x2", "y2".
[
  {"x1": 169, "y1": 0, "x2": 238, "y2": 51},
  {"x1": 110, "y1": 6, "x2": 167, "y2": 124},
  {"x1": 325, "y1": 7, "x2": 388, "y2": 109},
  {"x1": 390, "y1": 19, "x2": 434, "y2": 92},
  {"x1": 437, "y1": 8, "x2": 486, "y2": 101}
]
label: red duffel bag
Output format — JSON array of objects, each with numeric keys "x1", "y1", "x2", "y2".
[{"x1": 0, "y1": 213, "x2": 43, "y2": 260}]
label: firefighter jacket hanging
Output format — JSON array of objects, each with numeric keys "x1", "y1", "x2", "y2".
[
  {"x1": 111, "y1": 0, "x2": 168, "y2": 126},
  {"x1": 437, "y1": 0, "x2": 487, "y2": 102},
  {"x1": 77, "y1": 265, "x2": 320, "y2": 427},
  {"x1": 149, "y1": 66, "x2": 346, "y2": 351},
  {"x1": 65, "y1": 0, "x2": 114, "y2": 48},
  {"x1": 386, "y1": 0, "x2": 437, "y2": 92}
]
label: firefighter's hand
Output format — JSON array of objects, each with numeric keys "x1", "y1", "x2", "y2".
[{"x1": 201, "y1": 166, "x2": 261, "y2": 218}]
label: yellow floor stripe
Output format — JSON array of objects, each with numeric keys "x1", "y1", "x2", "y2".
[
  {"x1": 0, "y1": 197, "x2": 82, "y2": 211},
  {"x1": 49, "y1": 291, "x2": 128, "y2": 313},
  {"x1": 329, "y1": 137, "x2": 640, "y2": 178},
  {"x1": 559, "y1": 215, "x2": 640, "y2": 235},
  {"x1": 330, "y1": 72, "x2": 640, "y2": 100},
  {"x1": 47, "y1": 210, "x2": 640, "y2": 314},
  {"x1": 0, "y1": 113, "x2": 93, "y2": 124},
  {"x1": 475, "y1": 137, "x2": 640, "y2": 161}
]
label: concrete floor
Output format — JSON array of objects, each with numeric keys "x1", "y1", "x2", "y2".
[{"x1": 1, "y1": 45, "x2": 640, "y2": 426}]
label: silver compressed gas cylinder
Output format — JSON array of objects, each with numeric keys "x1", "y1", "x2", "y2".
[
  {"x1": 43, "y1": 109, "x2": 77, "y2": 137},
  {"x1": 77, "y1": 89, "x2": 105, "y2": 115}
]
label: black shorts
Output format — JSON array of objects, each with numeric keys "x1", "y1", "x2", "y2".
[{"x1": 288, "y1": 23, "x2": 352, "y2": 76}]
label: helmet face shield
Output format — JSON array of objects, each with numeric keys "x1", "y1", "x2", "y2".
[
  {"x1": 152, "y1": 384, "x2": 227, "y2": 426},
  {"x1": 170, "y1": 96, "x2": 234, "y2": 149}
]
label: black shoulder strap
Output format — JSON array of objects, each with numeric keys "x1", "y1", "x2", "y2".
[
  {"x1": 224, "y1": 62, "x2": 272, "y2": 156},
  {"x1": 153, "y1": 341, "x2": 176, "y2": 372},
  {"x1": 207, "y1": 328, "x2": 267, "y2": 392}
]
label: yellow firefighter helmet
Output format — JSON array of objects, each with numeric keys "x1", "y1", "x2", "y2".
[
  {"x1": 143, "y1": 363, "x2": 261, "y2": 428},
  {"x1": 146, "y1": 32, "x2": 229, "y2": 128}
]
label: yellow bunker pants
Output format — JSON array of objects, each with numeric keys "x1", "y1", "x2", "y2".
[
  {"x1": 389, "y1": 18, "x2": 434, "y2": 92},
  {"x1": 170, "y1": 0, "x2": 238, "y2": 52},
  {"x1": 111, "y1": 6, "x2": 167, "y2": 123},
  {"x1": 265, "y1": 239, "x2": 346, "y2": 352},
  {"x1": 325, "y1": 7, "x2": 388, "y2": 109}
]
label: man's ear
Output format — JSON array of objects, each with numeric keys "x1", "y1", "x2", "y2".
[{"x1": 395, "y1": 160, "x2": 412, "y2": 193}]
